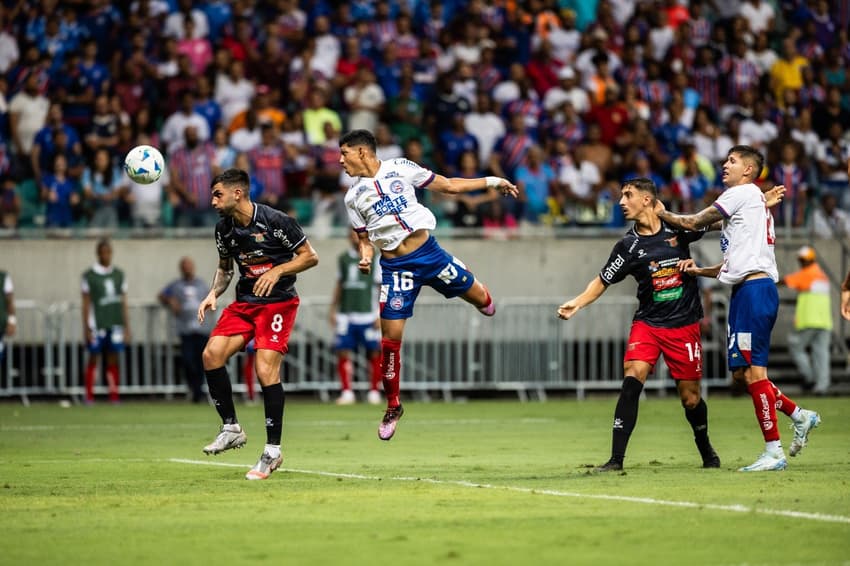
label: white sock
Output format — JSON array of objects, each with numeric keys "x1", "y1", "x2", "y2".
[
  {"x1": 766, "y1": 440, "x2": 783, "y2": 454},
  {"x1": 790, "y1": 407, "x2": 802, "y2": 421},
  {"x1": 264, "y1": 444, "x2": 281, "y2": 458}
]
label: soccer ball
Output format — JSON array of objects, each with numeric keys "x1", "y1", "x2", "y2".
[{"x1": 124, "y1": 145, "x2": 164, "y2": 184}]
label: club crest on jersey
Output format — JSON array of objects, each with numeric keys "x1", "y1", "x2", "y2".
[
  {"x1": 389, "y1": 296, "x2": 404, "y2": 310},
  {"x1": 664, "y1": 235, "x2": 678, "y2": 247},
  {"x1": 252, "y1": 231, "x2": 266, "y2": 242},
  {"x1": 389, "y1": 180, "x2": 404, "y2": 194}
]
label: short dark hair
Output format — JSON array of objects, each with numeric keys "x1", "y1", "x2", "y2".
[
  {"x1": 622, "y1": 177, "x2": 657, "y2": 198},
  {"x1": 339, "y1": 129, "x2": 377, "y2": 153},
  {"x1": 727, "y1": 145, "x2": 765, "y2": 180},
  {"x1": 210, "y1": 168, "x2": 250, "y2": 192},
  {"x1": 96, "y1": 238, "x2": 111, "y2": 254}
]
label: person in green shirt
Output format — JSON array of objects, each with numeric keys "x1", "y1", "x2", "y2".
[{"x1": 81, "y1": 239, "x2": 130, "y2": 404}]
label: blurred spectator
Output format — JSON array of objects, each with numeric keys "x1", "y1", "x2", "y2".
[
  {"x1": 229, "y1": 106, "x2": 261, "y2": 153},
  {"x1": 812, "y1": 86, "x2": 850, "y2": 139},
  {"x1": 437, "y1": 113, "x2": 478, "y2": 177},
  {"x1": 515, "y1": 144, "x2": 556, "y2": 224},
  {"x1": 30, "y1": 102, "x2": 81, "y2": 187},
  {"x1": 0, "y1": 177, "x2": 19, "y2": 230},
  {"x1": 0, "y1": 7, "x2": 19, "y2": 75},
  {"x1": 814, "y1": 122, "x2": 850, "y2": 204},
  {"x1": 738, "y1": 0, "x2": 775, "y2": 36},
  {"x1": 465, "y1": 92, "x2": 505, "y2": 168},
  {"x1": 164, "y1": 0, "x2": 210, "y2": 40},
  {"x1": 167, "y1": 125, "x2": 218, "y2": 227},
  {"x1": 41, "y1": 154, "x2": 79, "y2": 228},
  {"x1": 215, "y1": 59, "x2": 254, "y2": 129},
  {"x1": 211, "y1": 126, "x2": 236, "y2": 171},
  {"x1": 449, "y1": 150, "x2": 500, "y2": 228},
  {"x1": 387, "y1": 76, "x2": 425, "y2": 146},
  {"x1": 770, "y1": 141, "x2": 808, "y2": 229},
  {"x1": 229, "y1": 84, "x2": 284, "y2": 134},
  {"x1": 302, "y1": 89, "x2": 342, "y2": 146},
  {"x1": 79, "y1": 39, "x2": 110, "y2": 96},
  {"x1": 177, "y1": 17, "x2": 213, "y2": 76},
  {"x1": 586, "y1": 85, "x2": 629, "y2": 148},
  {"x1": 790, "y1": 108, "x2": 820, "y2": 157},
  {"x1": 192, "y1": 76, "x2": 222, "y2": 137},
  {"x1": 770, "y1": 37, "x2": 809, "y2": 107},
  {"x1": 80, "y1": 147, "x2": 123, "y2": 228},
  {"x1": 489, "y1": 113, "x2": 535, "y2": 181},
  {"x1": 248, "y1": 123, "x2": 287, "y2": 210},
  {"x1": 543, "y1": 66, "x2": 590, "y2": 115},
  {"x1": 557, "y1": 145, "x2": 604, "y2": 225},
  {"x1": 809, "y1": 193, "x2": 850, "y2": 239},
  {"x1": 739, "y1": 100, "x2": 779, "y2": 152},
  {"x1": 375, "y1": 123, "x2": 403, "y2": 160},
  {"x1": 85, "y1": 94, "x2": 120, "y2": 157},
  {"x1": 344, "y1": 67, "x2": 385, "y2": 133},
  {"x1": 8, "y1": 72, "x2": 48, "y2": 177},
  {"x1": 162, "y1": 54, "x2": 199, "y2": 117},
  {"x1": 161, "y1": 89, "x2": 210, "y2": 155},
  {"x1": 220, "y1": 16, "x2": 260, "y2": 65},
  {"x1": 692, "y1": 107, "x2": 733, "y2": 167}
]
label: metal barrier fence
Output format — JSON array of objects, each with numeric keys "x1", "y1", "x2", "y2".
[{"x1": 0, "y1": 296, "x2": 730, "y2": 403}]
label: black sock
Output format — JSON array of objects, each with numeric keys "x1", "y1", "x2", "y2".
[
  {"x1": 262, "y1": 382, "x2": 285, "y2": 445},
  {"x1": 684, "y1": 398, "x2": 713, "y2": 458},
  {"x1": 610, "y1": 376, "x2": 644, "y2": 463},
  {"x1": 205, "y1": 366, "x2": 237, "y2": 425}
]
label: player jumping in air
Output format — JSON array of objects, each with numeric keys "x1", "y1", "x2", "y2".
[{"x1": 339, "y1": 129, "x2": 518, "y2": 440}]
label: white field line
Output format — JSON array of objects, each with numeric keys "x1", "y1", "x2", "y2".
[
  {"x1": 0, "y1": 418, "x2": 555, "y2": 432},
  {"x1": 169, "y1": 458, "x2": 850, "y2": 525}
]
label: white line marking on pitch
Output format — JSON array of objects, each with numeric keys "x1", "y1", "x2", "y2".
[{"x1": 169, "y1": 458, "x2": 850, "y2": 525}]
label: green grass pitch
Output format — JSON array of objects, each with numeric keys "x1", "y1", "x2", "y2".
[{"x1": 1, "y1": 396, "x2": 848, "y2": 565}]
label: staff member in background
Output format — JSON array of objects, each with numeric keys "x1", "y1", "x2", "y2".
[
  {"x1": 781, "y1": 246, "x2": 832, "y2": 395},
  {"x1": 159, "y1": 257, "x2": 215, "y2": 403}
]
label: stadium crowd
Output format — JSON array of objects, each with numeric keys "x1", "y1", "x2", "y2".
[{"x1": 0, "y1": 0, "x2": 848, "y2": 234}]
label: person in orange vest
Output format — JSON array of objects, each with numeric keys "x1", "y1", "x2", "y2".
[{"x1": 781, "y1": 246, "x2": 832, "y2": 395}]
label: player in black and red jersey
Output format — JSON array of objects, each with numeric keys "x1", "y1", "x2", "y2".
[
  {"x1": 197, "y1": 168, "x2": 319, "y2": 480},
  {"x1": 557, "y1": 177, "x2": 721, "y2": 472}
]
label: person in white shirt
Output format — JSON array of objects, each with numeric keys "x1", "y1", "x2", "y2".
[
  {"x1": 160, "y1": 90, "x2": 210, "y2": 154},
  {"x1": 543, "y1": 66, "x2": 590, "y2": 115},
  {"x1": 464, "y1": 93, "x2": 506, "y2": 166},
  {"x1": 809, "y1": 193, "x2": 850, "y2": 239},
  {"x1": 657, "y1": 145, "x2": 820, "y2": 473},
  {"x1": 338, "y1": 129, "x2": 517, "y2": 441}
]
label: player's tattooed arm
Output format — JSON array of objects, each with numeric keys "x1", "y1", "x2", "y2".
[
  {"x1": 655, "y1": 200, "x2": 724, "y2": 231},
  {"x1": 211, "y1": 256, "x2": 234, "y2": 297}
]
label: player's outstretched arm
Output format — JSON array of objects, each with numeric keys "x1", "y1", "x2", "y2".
[
  {"x1": 557, "y1": 276, "x2": 607, "y2": 320},
  {"x1": 198, "y1": 257, "x2": 233, "y2": 322},
  {"x1": 655, "y1": 200, "x2": 724, "y2": 231},
  {"x1": 428, "y1": 174, "x2": 519, "y2": 198}
]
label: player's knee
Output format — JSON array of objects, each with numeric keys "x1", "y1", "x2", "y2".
[
  {"x1": 680, "y1": 393, "x2": 700, "y2": 410},
  {"x1": 201, "y1": 346, "x2": 223, "y2": 370}
]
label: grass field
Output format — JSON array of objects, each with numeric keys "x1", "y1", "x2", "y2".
[{"x1": 1, "y1": 396, "x2": 848, "y2": 565}]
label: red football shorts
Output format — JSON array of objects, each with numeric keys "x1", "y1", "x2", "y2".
[
  {"x1": 211, "y1": 298, "x2": 300, "y2": 354},
  {"x1": 624, "y1": 320, "x2": 702, "y2": 380}
]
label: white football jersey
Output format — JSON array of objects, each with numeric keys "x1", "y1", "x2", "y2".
[
  {"x1": 712, "y1": 183, "x2": 779, "y2": 285},
  {"x1": 344, "y1": 158, "x2": 438, "y2": 251}
]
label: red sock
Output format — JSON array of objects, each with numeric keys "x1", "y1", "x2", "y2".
[
  {"x1": 106, "y1": 364, "x2": 120, "y2": 403},
  {"x1": 381, "y1": 338, "x2": 402, "y2": 407},
  {"x1": 747, "y1": 379, "x2": 780, "y2": 442},
  {"x1": 770, "y1": 380, "x2": 797, "y2": 416},
  {"x1": 369, "y1": 353, "x2": 382, "y2": 391},
  {"x1": 478, "y1": 286, "x2": 496, "y2": 316},
  {"x1": 85, "y1": 361, "x2": 97, "y2": 402},
  {"x1": 337, "y1": 355, "x2": 352, "y2": 391},
  {"x1": 244, "y1": 353, "x2": 255, "y2": 401}
]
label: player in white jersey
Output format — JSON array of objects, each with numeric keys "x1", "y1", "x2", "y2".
[
  {"x1": 339, "y1": 129, "x2": 518, "y2": 441},
  {"x1": 656, "y1": 145, "x2": 820, "y2": 472}
]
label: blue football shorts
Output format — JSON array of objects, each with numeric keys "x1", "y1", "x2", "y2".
[
  {"x1": 727, "y1": 278, "x2": 778, "y2": 369},
  {"x1": 87, "y1": 326, "x2": 126, "y2": 354},
  {"x1": 379, "y1": 236, "x2": 476, "y2": 320},
  {"x1": 335, "y1": 318, "x2": 380, "y2": 351}
]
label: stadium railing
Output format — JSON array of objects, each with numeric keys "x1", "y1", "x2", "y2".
[{"x1": 0, "y1": 296, "x2": 731, "y2": 403}]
